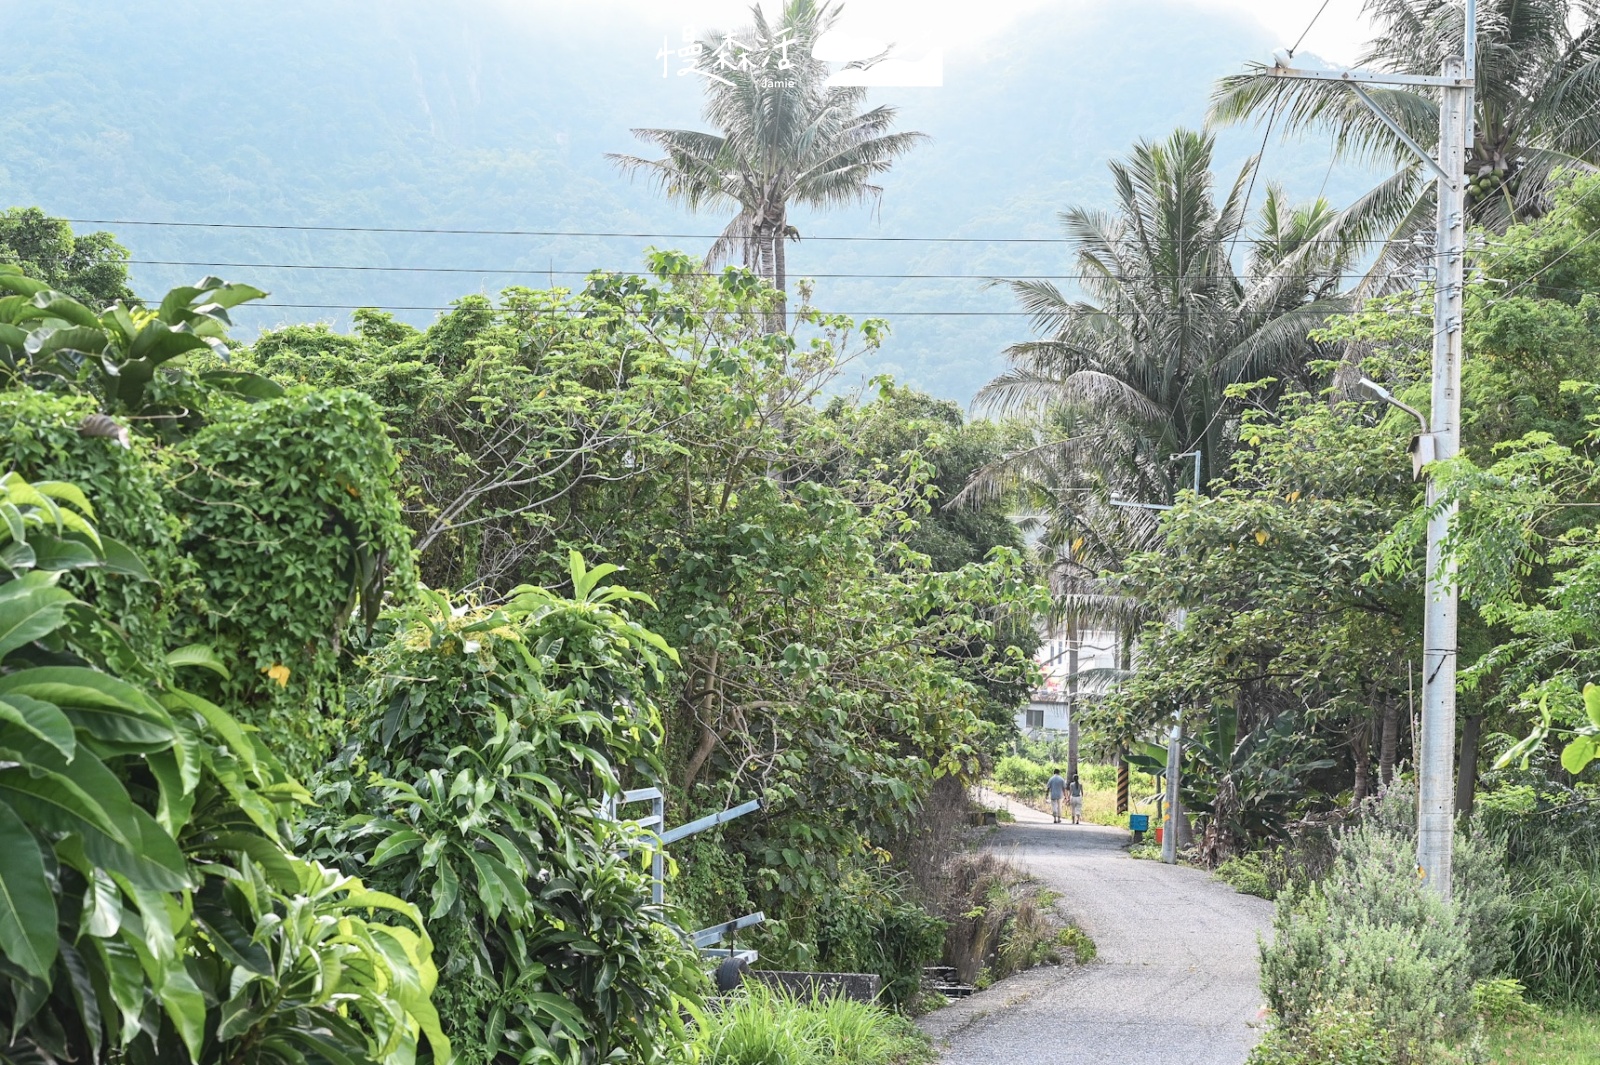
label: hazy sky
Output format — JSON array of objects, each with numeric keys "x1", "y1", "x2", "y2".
[{"x1": 592, "y1": 0, "x2": 1376, "y2": 66}]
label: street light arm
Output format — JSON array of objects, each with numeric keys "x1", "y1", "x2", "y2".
[{"x1": 1357, "y1": 376, "x2": 1429, "y2": 435}]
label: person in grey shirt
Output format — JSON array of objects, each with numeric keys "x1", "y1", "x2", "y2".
[{"x1": 1046, "y1": 768, "x2": 1067, "y2": 823}]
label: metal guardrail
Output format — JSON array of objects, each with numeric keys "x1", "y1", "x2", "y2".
[
  {"x1": 692, "y1": 911, "x2": 765, "y2": 948},
  {"x1": 609, "y1": 787, "x2": 767, "y2": 953}
]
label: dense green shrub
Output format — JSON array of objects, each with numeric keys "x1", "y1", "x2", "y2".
[
  {"x1": 1258, "y1": 786, "x2": 1510, "y2": 1060},
  {"x1": 1215, "y1": 852, "x2": 1277, "y2": 899},
  {"x1": 810, "y1": 868, "x2": 948, "y2": 1005},
  {"x1": 1504, "y1": 868, "x2": 1600, "y2": 1008},
  {"x1": 0, "y1": 389, "x2": 189, "y2": 674},
  {"x1": 992, "y1": 754, "x2": 1050, "y2": 793},
  {"x1": 0, "y1": 473, "x2": 447, "y2": 1065},
  {"x1": 1480, "y1": 798, "x2": 1600, "y2": 1008},
  {"x1": 308, "y1": 558, "x2": 704, "y2": 1065},
  {"x1": 173, "y1": 386, "x2": 415, "y2": 770},
  {"x1": 1246, "y1": 997, "x2": 1400, "y2": 1065},
  {"x1": 0, "y1": 264, "x2": 417, "y2": 775}
]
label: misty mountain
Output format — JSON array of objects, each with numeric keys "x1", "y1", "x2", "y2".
[{"x1": 0, "y1": 0, "x2": 1381, "y2": 401}]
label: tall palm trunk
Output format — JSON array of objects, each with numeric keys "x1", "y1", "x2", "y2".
[{"x1": 773, "y1": 207, "x2": 788, "y2": 333}]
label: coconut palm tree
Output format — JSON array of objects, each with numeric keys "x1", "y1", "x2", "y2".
[
  {"x1": 1211, "y1": 0, "x2": 1600, "y2": 274},
  {"x1": 960, "y1": 129, "x2": 1368, "y2": 636},
  {"x1": 972, "y1": 129, "x2": 1361, "y2": 500},
  {"x1": 609, "y1": 0, "x2": 925, "y2": 330}
]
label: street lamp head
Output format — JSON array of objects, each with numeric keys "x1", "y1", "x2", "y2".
[{"x1": 1357, "y1": 376, "x2": 1393, "y2": 404}]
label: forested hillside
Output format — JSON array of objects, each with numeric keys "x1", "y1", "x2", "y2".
[{"x1": 0, "y1": 0, "x2": 1376, "y2": 401}]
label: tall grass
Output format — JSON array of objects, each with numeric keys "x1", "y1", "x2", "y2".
[
  {"x1": 697, "y1": 983, "x2": 932, "y2": 1065},
  {"x1": 1505, "y1": 869, "x2": 1600, "y2": 1008},
  {"x1": 1483, "y1": 801, "x2": 1600, "y2": 1010}
]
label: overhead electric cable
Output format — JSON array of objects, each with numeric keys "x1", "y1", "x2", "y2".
[
  {"x1": 127, "y1": 258, "x2": 1383, "y2": 282},
  {"x1": 1288, "y1": 0, "x2": 1334, "y2": 58},
  {"x1": 71, "y1": 216, "x2": 1459, "y2": 249}
]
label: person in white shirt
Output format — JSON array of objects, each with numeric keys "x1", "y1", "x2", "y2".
[{"x1": 1046, "y1": 769, "x2": 1067, "y2": 824}]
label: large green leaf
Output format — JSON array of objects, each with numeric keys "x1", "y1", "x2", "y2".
[
  {"x1": 28, "y1": 324, "x2": 109, "y2": 359},
  {"x1": 0, "y1": 741, "x2": 189, "y2": 891},
  {"x1": 24, "y1": 537, "x2": 99, "y2": 573},
  {"x1": 0, "y1": 266, "x2": 50, "y2": 297},
  {"x1": 0, "y1": 693, "x2": 76, "y2": 760},
  {"x1": 200, "y1": 831, "x2": 298, "y2": 890},
  {"x1": 0, "y1": 666, "x2": 175, "y2": 753},
  {"x1": 1561, "y1": 735, "x2": 1597, "y2": 775},
  {"x1": 0, "y1": 540, "x2": 36, "y2": 573},
  {"x1": 0, "y1": 572, "x2": 74, "y2": 659},
  {"x1": 96, "y1": 536, "x2": 151, "y2": 580},
  {"x1": 200, "y1": 369, "x2": 286, "y2": 402},
  {"x1": 27, "y1": 294, "x2": 100, "y2": 330},
  {"x1": 165, "y1": 643, "x2": 231, "y2": 680},
  {"x1": 0, "y1": 801, "x2": 58, "y2": 979}
]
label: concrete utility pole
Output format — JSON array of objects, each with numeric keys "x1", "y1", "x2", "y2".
[
  {"x1": 1161, "y1": 723, "x2": 1181, "y2": 865},
  {"x1": 1268, "y1": 1, "x2": 1476, "y2": 898}
]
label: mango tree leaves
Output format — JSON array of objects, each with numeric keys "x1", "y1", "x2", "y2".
[
  {"x1": 0, "y1": 801, "x2": 57, "y2": 978},
  {"x1": 0, "y1": 571, "x2": 74, "y2": 659}
]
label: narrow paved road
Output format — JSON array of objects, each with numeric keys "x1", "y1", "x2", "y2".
[{"x1": 920, "y1": 794, "x2": 1272, "y2": 1065}]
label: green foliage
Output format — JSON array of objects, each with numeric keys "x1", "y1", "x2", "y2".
[
  {"x1": 1258, "y1": 787, "x2": 1511, "y2": 1061},
  {"x1": 1214, "y1": 852, "x2": 1278, "y2": 900},
  {"x1": 0, "y1": 207, "x2": 136, "y2": 308},
  {"x1": 1095, "y1": 387, "x2": 1419, "y2": 860},
  {"x1": 0, "y1": 472, "x2": 447, "y2": 1065},
  {"x1": 307, "y1": 569, "x2": 702, "y2": 1065},
  {"x1": 1473, "y1": 977, "x2": 1542, "y2": 1027},
  {"x1": 806, "y1": 869, "x2": 946, "y2": 1007},
  {"x1": 991, "y1": 754, "x2": 1051, "y2": 794},
  {"x1": 1246, "y1": 997, "x2": 1401, "y2": 1065},
  {"x1": 174, "y1": 386, "x2": 415, "y2": 769},
  {"x1": 1504, "y1": 867, "x2": 1600, "y2": 1009},
  {"x1": 247, "y1": 262, "x2": 1045, "y2": 991},
  {"x1": 0, "y1": 262, "x2": 273, "y2": 417},
  {"x1": 1055, "y1": 926, "x2": 1097, "y2": 964},
  {"x1": 693, "y1": 984, "x2": 933, "y2": 1065},
  {"x1": 0, "y1": 389, "x2": 187, "y2": 673},
  {"x1": 0, "y1": 260, "x2": 415, "y2": 774}
]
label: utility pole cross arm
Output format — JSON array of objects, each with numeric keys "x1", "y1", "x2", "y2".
[{"x1": 1264, "y1": 65, "x2": 1469, "y2": 89}]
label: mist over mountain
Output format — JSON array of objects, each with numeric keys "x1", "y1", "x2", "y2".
[{"x1": 0, "y1": 0, "x2": 1381, "y2": 402}]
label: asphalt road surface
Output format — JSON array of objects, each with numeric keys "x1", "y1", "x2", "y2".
[{"x1": 919, "y1": 793, "x2": 1273, "y2": 1065}]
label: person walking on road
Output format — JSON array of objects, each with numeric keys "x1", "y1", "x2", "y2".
[
  {"x1": 1046, "y1": 767, "x2": 1067, "y2": 824},
  {"x1": 1068, "y1": 774, "x2": 1084, "y2": 825}
]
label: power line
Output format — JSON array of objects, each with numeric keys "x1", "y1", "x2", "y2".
[
  {"x1": 72, "y1": 216, "x2": 1450, "y2": 249},
  {"x1": 1288, "y1": 0, "x2": 1334, "y2": 58},
  {"x1": 128, "y1": 258, "x2": 1385, "y2": 282},
  {"x1": 254, "y1": 302, "x2": 1041, "y2": 316}
]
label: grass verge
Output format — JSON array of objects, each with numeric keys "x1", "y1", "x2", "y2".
[
  {"x1": 697, "y1": 983, "x2": 934, "y2": 1065},
  {"x1": 1482, "y1": 1012, "x2": 1600, "y2": 1064}
]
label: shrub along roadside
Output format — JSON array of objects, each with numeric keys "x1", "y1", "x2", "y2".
[
  {"x1": 934, "y1": 852, "x2": 1094, "y2": 991},
  {"x1": 1252, "y1": 785, "x2": 1511, "y2": 1064}
]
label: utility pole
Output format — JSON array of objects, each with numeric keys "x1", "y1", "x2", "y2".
[
  {"x1": 1161, "y1": 722, "x2": 1181, "y2": 865},
  {"x1": 1267, "y1": 1, "x2": 1475, "y2": 898},
  {"x1": 1066, "y1": 629, "x2": 1080, "y2": 786}
]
